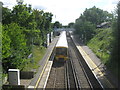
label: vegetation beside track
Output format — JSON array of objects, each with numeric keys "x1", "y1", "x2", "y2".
[
  {"x1": 73, "y1": 1, "x2": 120, "y2": 79},
  {"x1": 2, "y1": 1, "x2": 52, "y2": 77},
  {"x1": 87, "y1": 28, "x2": 119, "y2": 78},
  {"x1": 23, "y1": 45, "x2": 46, "y2": 72},
  {"x1": 87, "y1": 28, "x2": 113, "y2": 64}
]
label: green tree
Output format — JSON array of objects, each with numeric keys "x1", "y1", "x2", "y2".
[
  {"x1": 82, "y1": 6, "x2": 112, "y2": 25},
  {"x1": 11, "y1": 4, "x2": 31, "y2": 28},
  {"x1": 2, "y1": 2, "x2": 54, "y2": 73},
  {"x1": 110, "y1": 1, "x2": 120, "y2": 76},
  {"x1": 74, "y1": 6, "x2": 112, "y2": 43},
  {"x1": 2, "y1": 26, "x2": 11, "y2": 59},
  {"x1": 117, "y1": 1, "x2": 120, "y2": 77},
  {"x1": 2, "y1": 7, "x2": 12, "y2": 24},
  {"x1": 74, "y1": 20, "x2": 95, "y2": 43},
  {"x1": 53, "y1": 21, "x2": 62, "y2": 28},
  {"x1": 68, "y1": 22, "x2": 74, "y2": 28},
  {"x1": 43, "y1": 12, "x2": 53, "y2": 32},
  {"x1": 117, "y1": 2, "x2": 120, "y2": 55},
  {"x1": 2, "y1": 25, "x2": 11, "y2": 72},
  {"x1": 2, "y1": 23, "x2": 28, "y2": 70},
  {"x1": 32, "y1": 9, "x2": 44, "y2": 30}
]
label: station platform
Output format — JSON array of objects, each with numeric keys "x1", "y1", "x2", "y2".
[
  {"x1": 27, "y1": 37, "x2": 58, "y2": 88},
  {"x1": 37, "y1": 61, "x2": 53, "y2": 88},
  {"x1": 71, "y1": 35, "x2": 119, "y2": 89}
]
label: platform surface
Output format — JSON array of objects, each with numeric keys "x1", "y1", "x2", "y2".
[
  {"x1": 28, "y1": 37, "x2": 58, "y2": 88},
  {"x1": 71, "y1": 35, "x2": 118, "y2": 88}
]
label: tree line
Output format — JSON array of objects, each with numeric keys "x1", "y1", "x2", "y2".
[
  {"x1": 110, "y1": 1, "x2": 120, "y2": 76},
  {"x1": 2, "y1": 2, "x2": 53, "y2": 72},
  {"x1": 73, "y1": 2, "x2": 120, "y2": 77},
  {"x1": 74, "y1": 6, "x2": 113, "y2": 43}
]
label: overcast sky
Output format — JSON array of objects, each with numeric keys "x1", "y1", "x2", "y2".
[{"x1": 1, "y1": 0, "x2": 119, "y2": 25}]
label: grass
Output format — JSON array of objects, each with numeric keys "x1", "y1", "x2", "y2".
[
  {"x1": 1, "y1": 45, "x2": 46, "y2": 84},
  {"x1": 87, "y1": 28, "x2": 119, "y2": 77},
  {"x1": 87, "y1": 28, "x2": 113, "y2": 64},
  {"x1": 23, "y1": 45, "x2": 46, "y2": 72}
]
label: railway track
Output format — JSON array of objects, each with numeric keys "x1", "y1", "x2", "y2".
[
  {"x1": 45, "y1": 32, "x2": 102, "y2": 89},
  {"x1": 46, "y1": 59, "x2": 80, "y2": 89},
  {"x1": 67, "y1": 36, "x2": 91, "y2": 89},
  {"x1": 67, "y1": 33, "x2": 102, "y2": 89},
  {"x1": 46, "y1": 61, "x2": 66, "y2": 89},
  {"x1": 65, "y1": 59, "x2": 80, "y2": 89}
]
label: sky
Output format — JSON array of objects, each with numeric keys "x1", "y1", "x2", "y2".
[{"x1": 1, "y1": 0, "x2": 119, "y2": 25}]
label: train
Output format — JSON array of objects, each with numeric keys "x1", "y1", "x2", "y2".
[{"x1": 55, "y1": 31, "x2": 69, "y2": 61}]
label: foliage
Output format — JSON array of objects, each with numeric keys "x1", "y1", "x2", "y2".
[
  {"x1": 2, "y1": 2, "x2": 53, "y2": 73},
  {"x1": 82, "y1": 6, "x2": 112, "y2": 25},
  {"x1": 68, "y1": 22, "x2": 74, "y2": 28},
  {"x1": 74, "y1": 6, "x2": 113, "y2": 43},
  {"x1": 23, "y1": 45, "x2": 46, "y2": 71},
  {"x1": 2, "y1": 26, "x2": 11, "y2": 59},
  {"x1": 74, "y1": 20, "x2": 95, "y2": 43},
  {"x1": 43, "y1": 12, "x2": 53, "y2": 31},
  {"x1": 108, "y1": 1, "x2": 120, "y2": 77},
  {"x1": 117, "y1": 1, "x2": 120, "y2": 62},
  {"x1": 2, "y1": 7, "x2": 12, "y2": 24},
  {"x1": 88, "y1": 2, "x2": 120, "y2": 77},
  {"x1": 87, "y1": 27, "x2": 119, "y2": 77},
  {"x1": 88, "y1": 28, "x2": 114, "y2": 63},
  {"x1": 0, "y1": 23, "x2": 2, "y2": 68},
  {"x1": 53, "y1": 21, "x2": 62, "y2": 28},
  {"x1": 2, "y1": 23, "x2": 29, "y2": 71},
  {"x1": 24, "y1": 29, "x2": 42, "y2": 46},
  {"x1": 11, "y1": 4, "x2": 31, "y2": 28}
]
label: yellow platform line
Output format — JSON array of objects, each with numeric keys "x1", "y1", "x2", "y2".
[
  {"x1": 34, "y1": 45, "x2": 54, "y2": 89},
  {"x1": 76, "y1": 44, "x2": 114, "y2": 88},
  {"x1": 34, "y1": 59, "x2": 49, "y2": 89},
  {"x1": 77, "y1": 46, "x2": 104, "y2": 76}
]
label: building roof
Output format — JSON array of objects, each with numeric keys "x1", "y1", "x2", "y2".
[{"x1": 97, "y1": 22, "x2": 111, "y2": 28}]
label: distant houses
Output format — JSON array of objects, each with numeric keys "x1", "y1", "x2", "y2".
[{"x1": 97, "y1": 22, "x2": 111, "y2": 28}]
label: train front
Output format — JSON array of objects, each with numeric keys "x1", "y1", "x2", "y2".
[
  {"x1": 55, "y1": 47, "x2": 68, "y2": 60},
  {"x1": 55, "y1": 31, "x2": 68, "y2": 61}
]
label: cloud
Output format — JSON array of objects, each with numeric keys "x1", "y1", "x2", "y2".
[
  {"x1": 1, "y1": 0, "x2": 118, "y2": 25},
  {"x1": 33, "y1": 5, "x2": 46, "y2": 10},
  {"x1": 1, "y1": 0, "x2": 17, "y2": 8},
  {"x1": 100, "y1": 0, "x2": 118, "y2": 12},
  {"x1": 112, "y1": 0, "x2": 119, "y2": 4}
]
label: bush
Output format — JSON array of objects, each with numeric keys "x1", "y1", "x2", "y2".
[{"x1": 2, "y1": 23, "x2": 29, "y2": 71}]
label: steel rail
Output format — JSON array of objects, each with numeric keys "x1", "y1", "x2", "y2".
[
  {"x1": 69, "y1": 33, "x2": 102, "y2": 89},
  {"x1": 65, "y1": 60, "x2": 71, "y2": 90},
  {"x1": 70, "y1": 39, "x2": 93, "y2": 89},
  {"x1": 69, "y1": 49, "x2": 81, "y2": 89},
  {"x1": 67, "y1": 36, "x2": 81, "y2": 89}
]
